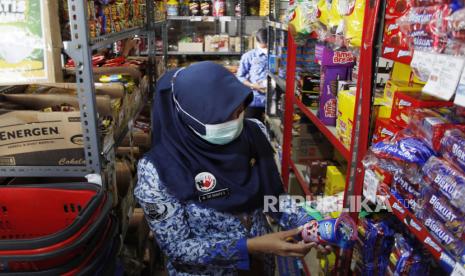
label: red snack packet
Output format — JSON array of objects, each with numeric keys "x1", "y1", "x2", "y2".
[
  {"x1": 397, "y1": 5, "x2": 451, "y2": 52},
  {"x1": 408, "y1": 108, "x2": 465, "y2": 152},
  {"x1": 386, "y1": 0, "x2": 411, "y2": 20}
]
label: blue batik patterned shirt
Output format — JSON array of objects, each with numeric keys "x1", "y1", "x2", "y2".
[
  {"x1": 237, "y1": 48, "x2": 268, "y2": 108},
  {"x1": 135, "y1": 120, "x2": 312, "y2": 275}
]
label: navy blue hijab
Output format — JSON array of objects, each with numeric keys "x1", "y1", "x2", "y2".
[{"x1": 147, "y1": 61, "x2": 284, "y2": 213}]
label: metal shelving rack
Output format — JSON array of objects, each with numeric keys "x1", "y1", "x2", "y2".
[
  {"x1": 156, "y1": 0, "x2": 266, "y2": 59},
  {"x1": 0, "y1": 0, "x2": 156, "y2": 181},
  {"x1": 267, "y1": 0, "x2": 383, "y2": 274}
]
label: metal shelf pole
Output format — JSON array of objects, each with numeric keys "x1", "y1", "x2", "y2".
[{"x1": 64, "y1": 0, "x2": 103, "y2": 177}]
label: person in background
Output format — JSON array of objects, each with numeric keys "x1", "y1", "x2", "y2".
[
  {"x1": 237, "y1": 28, "x2": 268, "y2": 122},
  {"x1": 135, "y1": 62, "x2": 330, "y2": 275}
]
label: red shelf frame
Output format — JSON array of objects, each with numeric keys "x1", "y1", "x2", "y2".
[
  {"x1": 293, "y1": 96, "x2": 350, "y2": 161},
  {"x1": 278, "y1": 0, "x2": 382, "y2": 273},
  {"x1": 379, "y1": 186, "x2": 458, "y2": 273}
]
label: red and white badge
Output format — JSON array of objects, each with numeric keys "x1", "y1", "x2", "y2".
[{"x1": 195, "y1": 172, "x2": 217, "y2": 193}]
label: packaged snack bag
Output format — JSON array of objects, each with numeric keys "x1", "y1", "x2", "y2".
[
  {"x1": 408, "y1": 108, "x2": 465, "y2": 152},
  {"x1": 301, "y1": 213, "x2": 357, "y2": 249},
  {"x1": 422, "y1": 156, "x2": 465, "y2": 213},
  {"x1": 419, "y1": 187, "x2": 465, "y2": 238},
  {"x1": 416, "y1": 208, "x2": 465, "y2": 259},
  {"x1": 440, "y1": 129, "x2": 465, "y2": 171}
]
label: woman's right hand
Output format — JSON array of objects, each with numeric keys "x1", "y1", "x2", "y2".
[{"x1": 247, "y1": 227, "x2": 315, "y2": 257}]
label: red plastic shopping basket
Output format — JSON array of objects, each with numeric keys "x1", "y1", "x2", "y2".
[
  {"x1": 0, "y1": 215, "x2": 118, "y2": 276},
  {"x1": 0, "y1": 183, "x2": 112, "y2": 272}
]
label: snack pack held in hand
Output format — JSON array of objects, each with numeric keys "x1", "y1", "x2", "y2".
[
  {"x1": 419, "y1": 187, "x2": 465, "y2": 237},
  {"x1": 416, "y1": 208, "x2": 465, "y2": 259},
  {"x1": 301, "y1": 213, "x2": 357, "y2": 249},
  {"x1": 440, "y1": 129, "x2": 465, "y2": 171},
  {"x1": 422, "y1": 156, "x2": 465, "y2": 212}
]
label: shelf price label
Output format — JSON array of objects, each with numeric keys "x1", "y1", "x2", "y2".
[
  {"x1": 423, "y1": 54, "x2": 465, "y2": 101},
  {"x1": 363, "y1": 169, "x2": 379, "y2": 204},
  {"x1": 455, "y1": 67, "x2": 465, "y2": 107}
]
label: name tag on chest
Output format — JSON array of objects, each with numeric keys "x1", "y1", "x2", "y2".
[{"x1": 199, "y1": 188, "x2": 230, "y2": 202}]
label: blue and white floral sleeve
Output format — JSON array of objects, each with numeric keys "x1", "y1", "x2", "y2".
[{"x1": 135, "y1": 158, "x2": 250, "y2": 272}]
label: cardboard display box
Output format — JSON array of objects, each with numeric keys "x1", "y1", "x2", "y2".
[
  {"x1": 178, "y1": 42, "x2": 203, "y2": 53},
  {"x1": 0, "y1": 0, "x2": 63, "y2": 85},
  {"x1": 0, "y1": 111, "x2": 85, "y2": 166}
]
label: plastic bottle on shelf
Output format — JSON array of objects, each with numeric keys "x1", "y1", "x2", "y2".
[
  {"x1": 200, "y1": 0, "x2": 212, "y2": 16},
  {"x1": 235, "y1": 1, "x2": 241, "y2": 16},
  {"x1": 179, "y1": 0, "x2": 190, "y2": 16},
  {"x1": 226, "y1": 0, "x2": 235, "y2": 16},
  {"x1": 167, "y1": 0, "x2": 179, "y2": 16},
  {"x1": 189, "y1": 0, "x2": 201, "y2": 16},
  {"x1": 213, "y1": 0, "x2": 225, "y2": 16}
]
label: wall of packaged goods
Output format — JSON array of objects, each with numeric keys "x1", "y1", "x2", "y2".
[
  {"x1": 265, "y1": 0, "x2": 465, "y2": 275},
  {"x1": 0, "y1": 0, "x2": 157, "y2": 273}
]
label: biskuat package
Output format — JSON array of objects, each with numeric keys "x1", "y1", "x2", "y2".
[{"x1": 0, "y1": 111, "x2": 85, "y2": 166}]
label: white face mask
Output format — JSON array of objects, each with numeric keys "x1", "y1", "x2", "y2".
[
  {"x1": 257, "y1": 46, "x2": 268, "y2": 55},
  {"x1": 191, "y1": 112, "x2": 244, "y2": 145},
  {"x1": 171, "y1": 68, "x2": 245, "y2": 145}
]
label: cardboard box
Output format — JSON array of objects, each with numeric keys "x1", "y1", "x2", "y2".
[
  {"x1": 315, "y1": 44, "x2": 356, "y2": 66},
  {"x1": 372, "y1": 118, "x2": 402, "y2": 144},
  {"x1": 305, "y1": 160, "x2": 332, "y2": 196},
  {"x1": 377, "y1": 105, "x2": 392, "y2": 119},
  {"x1": 0, "y1": 0, "x2": 63, "y2": 85},
  {"x1": 178, "y1": 42, "x2": 203, "y2": 52},
  {"x1": 391, "y1": 62, "x2": 425, "y2": 84},
  {"x1": 0, "y1": 111, "x2": 85, "y2": 166},
  {"x1": 205, "y1": 35, "x2": 230, "y2": 52},
  {"x1": 383, "y1": 80, "x2": 423, "y2": 106},
  {"x1": 229, "y1": 37, "x2": 240, "y2": 52},
  {"x1": 291, "y1": 142, "x2": 334, "y2": 164},
  {"x1": 325, "y1": 166, "x2": 346, "y2": 196},
  {"x1": 391, "y1": 92, "x2": 454, "y2": 127},
  {"x1": 336, "y1": 89, "x2": 356, "y2": 149}
]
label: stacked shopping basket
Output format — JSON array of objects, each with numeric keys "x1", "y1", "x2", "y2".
[{"x1": 0, "y1": 183, "x2": 119, "y2": 275}]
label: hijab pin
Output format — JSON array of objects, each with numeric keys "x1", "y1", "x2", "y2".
[{"x1": 250, "y1": 158, "x2": 256, "y2": 167}]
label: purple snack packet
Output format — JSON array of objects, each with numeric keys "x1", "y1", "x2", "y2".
[
  {"x1": 421, "y1": 156, "x2": 465, "y2": 213},
  {"x1": 419, "y1": 187, "x2": 465, "y2": 238},
  {"x1": 440, "y1": 129, "x2": 465, "y2": 172},
  {"x1": 417, "y1": 209, "x2": 465, "y2": 259},
  {"x1": 315, "y1": 45, "x2": 355, "y2": 126}
]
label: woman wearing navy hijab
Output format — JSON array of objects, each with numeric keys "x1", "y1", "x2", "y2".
[{"x1": 135, "y1": 62, "x2": 326, "y2": 275}]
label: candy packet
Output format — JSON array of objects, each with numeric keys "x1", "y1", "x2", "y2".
[
  {"x1": 421, "y1": 156, "x2": 465, "y2": 212},
  {"x1": 416, "y1": 208, "x2": 465, "y2": 259},
  {"x1": 440, "y1": 128, "x2": 465, "y2": 171},
  {"x1": 418, "y1": 187, "x2": 465, "y2": 238}
]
